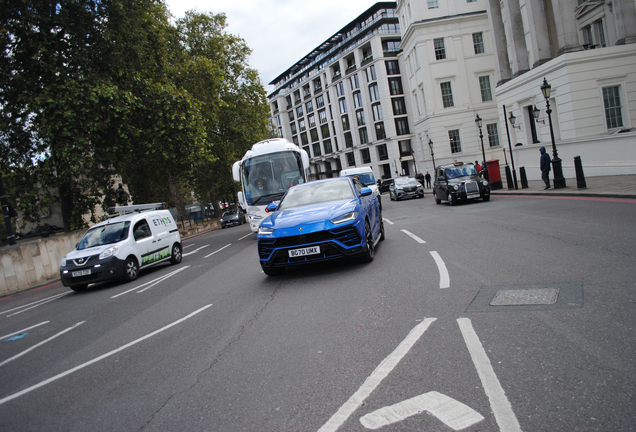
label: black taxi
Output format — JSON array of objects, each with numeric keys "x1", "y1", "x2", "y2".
[{"x1": 433, "y1": 162, "x2": 490, "y2": 206}]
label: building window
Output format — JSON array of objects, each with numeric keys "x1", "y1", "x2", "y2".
[
  {"x1": 388, "y1": 77, "x2": 403, "y2": 95},
  {"x1": 385, "y1": 60, "x2": 400, "y2": 75},
  {"x1": 366, "y1": 65, "x2": 377, "y2": 82},
  {"x1": 310, "y1": 128, "x2": 319, "y2": 142},
  {"x1": 313, "y1": 143, "x2": 322, "y2": 157},
  {"x1": 353, "y1": 91, "x2": 363, "y2": 108},
  {"x1": 356, "y1": 110, "x2": 366, "y2": 126},
  {"x1": 296, "y1": 105, "x2": 303, "y2": 118},
  {"x1": 336, "y1": 82, "x2": 345, "y2": 97},
  {"x1": 428, "y1": 0, "x2": 438, "y2": 9},
  {"x1": 303, "y1": 84, "x2": 311, "y2": 99},
  {"x1": 321, "y1": 124, "x2": 331, "y2": 139},
  {"x1": 398, "y1": 140, "x2": 412, "y2": 156},
  {"x1": 332, "y1": 64, "x2": 341, "y2": 80},
  {"x1": 308, "y1": 113, "x2": 316, "y2": 128},
  {"x1": 316, "y1": 95, "x2": 325, "y2": 109},
  {"x1": 350, "y1": 74, "x2": 360, "y2": 90},
  {"x1": 375, "y1": 122, "x2": 386, "y2": 140},
  {"x1": 603, "y1": 85, "x2": 623, "y2": 129},
  {"x1": 292, "y1": 135, "x2": 299, "y2": 145},
  {"x1": 324, "y1": 140, "x2": 333, "y2": 154},
  {"x1": 288, "y1": 111, "x2": 294, "y2": 122},
  {"x1": 434, "y1": 38, "x2": 446, "y2": 60},
  {"x1": 372, "y1": 104, "x2": 383, "y2": 121},
  {"x1": 301, "y1": 132, "x2": 308, "y2": 145},
  {"x1": 342, "y1": 115, "x2": 350, "y2": 131},
  {"x1": 294, "y1": 90, "x2": 301, "y2": 105},
  {"x1": 369, "y1": 84, "x2": 380, "y2": 102},
  {"x1": 345, "y1": 132, "x2": 353, "y2": 148},
  {"x1": 473, "y1": 32, "x2": 484, "y2": 54},
  {"x1": 359, "y1": 128, "x2": 369, "y2": 144},
  {"x1": 318, "y1": 109, "x2": 327, "y2": 124},
  {"x1": 479, "y1": 76, "x2": 492, "y2": 102},
  {"x1": 339, "y1": 98, "x2": 347, "y2": 114},
  {"x1": 285, "y1": 96, "x2": 292, "y2": 109},
  {"x1": 299, "y1": 118, "x2": 306, "y2": 132},
  {"x1": 360, "y1": 148, "x2": 371, "y2": 164},
  {"x1": 440, "y1": 82, "x2": 454, "y2": 108},
  {"x1": 382, "y1": 40, "x2": 401, "y2": 54},
  {"x1": 487, "y1": 123, "x2": 500, "y2": 147},
  {"x1": 313, "y1": 78, "x2": 322, "y2": 92},
  {"x1": 377, "y1": 143, "x2": 388, "y2": 160},
  {"x1": 392, "y1": 97, "x2": 407, "y2": 115},
  {"x1": 597, "y1": 20, "x2": 606, "y2": 47},
  {"x1": 306, "y1": 100, "x2": 314, "y2": 114},
  {"x1": 395, "y1": 117, "x2": 410, "y2": 135},
  {"x1": 346, "y1": 152, "x2": 356, "y2": 167},
  {"x1": 448, "y1": 129, "x2": 462, "y2": 153},
  {"x1": 290, "y1": 123, "x2": 297, "y2": 135}
]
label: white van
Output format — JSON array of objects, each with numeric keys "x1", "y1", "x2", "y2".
[
  {"x1": 340, "y1": 166, "x2": 380, "y2": 196},
  {"x1": 59, "y1": 204, "x2": 182, "y2": 292}
]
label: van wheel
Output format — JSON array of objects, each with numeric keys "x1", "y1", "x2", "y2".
[
  {"x1": 170, "y1": 244, "x2": 182, "y2": 264},
  {"x1": 123, "y1": 257, "x2": 139, "y2": 282},
  {"x1": 70, "y1": 284, "x2": 88, "y2": 292}
]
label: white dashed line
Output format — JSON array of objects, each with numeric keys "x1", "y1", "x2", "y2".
[
  {"x1": 401, "y1": 229, "x2": 426, "y2": 243},
  {"x1": 204, "y1": 244, "x2": 231, "y2": 258},
  {"x1": 430, "y1": 251, "x2": 450, "y2": 289}
]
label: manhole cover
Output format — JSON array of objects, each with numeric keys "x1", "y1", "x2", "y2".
[{"x1": 490, "y1": 288, "x2": 559, "y2": 306}]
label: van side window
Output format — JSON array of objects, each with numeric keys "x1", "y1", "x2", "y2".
[{"x1": 133, "y1": 220, "x2": 152, "y2": 240}]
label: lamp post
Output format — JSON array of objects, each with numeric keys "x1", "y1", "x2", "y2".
[
  {"x1": 474, "y1": 114, "x2": 489, "y2": 181},
  {"x1": 540, "y1": 78, "x2": 566, "y2": 189},
  {"x1": 427, "y1": 138, "x2": 436, "y2": 173},
  {"x1": 502, "y1": 105, "x2": 519, "y2": 190}
]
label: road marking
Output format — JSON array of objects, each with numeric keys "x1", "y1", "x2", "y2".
[
  {"x1": 430, "y1": 251, "x2": 450, "y2": 289},
  {"x1": 360, "y1": 391, "x2": 484, "y2": 430},
  {"x1": 0, "y1": 305, "x2": 212, "y2": 406},
  {"x1": 183, "y1": 244, "x2": 195, "y2": 249},
  {"x1": 457, "y1": 318, "x2": 522, "y2": 432},
  {"x1": 1, "y1": 293, "x2": 70, "y2": 318},
  {"x1": 204, "y1": 244, "x2": 231, "y2": 258},
  {"x1": 382, "y1": 218, "x2": 394, "y2": 225},
  {"x1": 238, "y1": 232, "x2": 253, "y2": 241},
  {"x1": 1, "y1": 321, "x2": 50, "y2": 341},
  {"x1": 401, "y1": 229, "x2": 426, "y2": 243},
  {"x1": 0, "y1": 321, "x2": 84, "y2": 368},
  {"x1": 182, "y1": 244, "x2": 209, "y2": 257},
  {"x1": 110, "y1": 266, "x2": 190, "y2": 298},
  {"x1": 317, "y1": 318, "x2": 437, "y2": 432}
]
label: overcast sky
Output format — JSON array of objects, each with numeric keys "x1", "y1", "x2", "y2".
[{"x1": 165, "y1": 0, "x2": 378, "y2": 93}]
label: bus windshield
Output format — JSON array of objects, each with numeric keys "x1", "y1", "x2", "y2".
[{"x1": 241, "y1": 151, "x2": 304, "y2": 206}]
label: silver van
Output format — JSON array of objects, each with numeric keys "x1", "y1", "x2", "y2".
[{"x1": 60, "y1": 206, "x2": 182, "y2": 292}]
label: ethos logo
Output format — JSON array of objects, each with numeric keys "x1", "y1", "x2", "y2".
[{"x1": 152, "y1": 216, "x2": 173, "y2": 227}]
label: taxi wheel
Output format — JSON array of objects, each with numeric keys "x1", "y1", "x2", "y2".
[
  {"x1": 170, "y1": 244, "x2": 182, "y2": 264},
  {"x1": 123, "y1": 257, "x2": 139, "y2": 282},
  {"x1": 434, "y1": 192, "x2": 442, "y2": 204},
  {"x1": 447, "y1": 192, "x2": 456, "y2": 206},
  {"x1": 360, "y1": 221, "x2": 375, "y2": 263},
  {"x1": 70, "y1": 284, "x2": 88, "y2": 292},
  {"x1": 483, "y1": 195, "x2": 491, "y2": 202}
]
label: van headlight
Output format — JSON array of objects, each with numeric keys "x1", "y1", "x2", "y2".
[
  {"x1": 60, "y1": 258, "x2": 66, "y2": 267},
  {"x1": 99, "y1": 246, "x2": 118, "y2": 260}
]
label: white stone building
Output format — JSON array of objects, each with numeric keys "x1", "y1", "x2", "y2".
[{"x1": 267, "y1": 2, "x2": 418, "y2": 182}]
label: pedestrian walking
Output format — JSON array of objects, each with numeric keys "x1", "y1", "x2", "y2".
[
  {"x1": 424, "y1": 171, "x2": 431, "y2": 188},
  {"x1": 539, "y1": 146, "x2": 551, "y2": 190}
]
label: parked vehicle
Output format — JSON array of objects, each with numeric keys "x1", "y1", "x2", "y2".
[
  {"x1": 433, "y1": 162, "x2": 490, "y2": 206},
  {"x1": 257, "y1": 177, "x2": 384, "y2": 276},
  {"x1": 59, "y1": 203, "x2": 182, "y2": 292},
  {"x1": 388, "y1": 177, "x2": 425, "y2": 201},
  {"x1": 220, "y1": 208, "x2": 246, "y2": 228},
  {"x1": 377, "y1": 178, "x2": 393, "y2": 194}
]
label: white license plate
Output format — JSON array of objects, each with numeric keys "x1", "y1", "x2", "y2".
[
  {"x1": 289, "y1": 246, "x2": 321, "y2": 257},
  {"x1": 467, "y1": 193, "x2": 480, "y2": 199},
  {"x1": 72, "y1": 269, "x2": 92, "y2": 277}
]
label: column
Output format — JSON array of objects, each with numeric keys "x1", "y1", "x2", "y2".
[
  {"x1": 525, "y1": 0, "x2": 554, "y2": 67},
  {"x1": 550, "y1": 0, "x2": 583, "y2": 54},
  {"x1": 614, "y1": 0, "x2": 636, "y2": 45},
  {"x1": 503, "y1": 0, "x2": 530, "y2": 77},
  {"x1": 486, "y1": 0, "x2": 512, "y2": 85}
]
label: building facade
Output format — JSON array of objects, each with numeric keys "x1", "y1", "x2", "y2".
[
  {"x1": 396, "y1": 0, "x2": 501, "y2": 177},
  {"x1": 268, "y1": 2, "x2": 417, "y2": 182}
]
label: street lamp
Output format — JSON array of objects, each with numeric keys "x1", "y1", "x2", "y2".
[
  {"x1": 502, "y1": 105, "x2": 519, "y2": 190},
  {"x1": 532, "y1": 105, "x2": 545, "y2": 124},
  {"x1": 540, "y1": 78, "x2": 566, "y2": 189},
  {"x1": 427, "y1": 138, "x2": 436, "y2": 173},
  {"x1": 474, "y1": 113, "x2": 488, "y2": 181},
  {"x1": 508, "y1": 111, "x2": 521, "y2": 129}
]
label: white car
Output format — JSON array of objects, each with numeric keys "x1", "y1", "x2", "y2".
[{"x1": 59, "y1": 207, "x2": 182, "y2": 292}]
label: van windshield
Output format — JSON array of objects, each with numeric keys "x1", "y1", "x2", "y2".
[
  {"x1": 344, "y1": 172, "x2": 375, "y2": 187},
  {"x1": 78, "y1": 221, "x2": 130, "y2": 250}
]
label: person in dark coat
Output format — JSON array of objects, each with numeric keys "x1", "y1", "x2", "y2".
[
  {"x1": 539, "y1": 147, "x2": 551, "y2": 190},
  {"x1": 424, "y1": 172, "x2": 431, "y2": 188}
]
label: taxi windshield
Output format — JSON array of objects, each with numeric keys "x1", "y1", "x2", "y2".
[
  {"x1": 78, "y1": 221, "x2": 130, "y2": 250},
  {"x1": 445, "y1": 165, "x2": 476, "y2": 179}
]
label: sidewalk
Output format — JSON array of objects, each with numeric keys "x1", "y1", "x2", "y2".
[{"x1": 488, "y1": 174, "x2": 636, "y2": 199}]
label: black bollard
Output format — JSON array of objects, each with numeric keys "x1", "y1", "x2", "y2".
[
  {"x1": 574, "y1": 156, "x2": 587, "y2": 189},
  {"x1": 505, "y1": 166, "x2": 514, "y2": 190},
  {"x1": 519, "y1": 166, "x2": 529, "y2": 189}
]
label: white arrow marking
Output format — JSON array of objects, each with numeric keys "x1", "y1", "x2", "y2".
[
  {"x1": 382, "y1": 218, "x2": 394, "y2": 225},
  {"x1": 430, "y1": 251, "x2": 450, "y2": 289},
  {"x1": 182, "y1": 244, "x2": 209, "y2": 257},
  {"x1": 360, "y1": 391, "x2": 484, "y2": 430}
]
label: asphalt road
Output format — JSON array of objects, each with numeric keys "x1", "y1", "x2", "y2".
[{"x1": 1, "y1": 193, "x2": 634, "y2": 431}]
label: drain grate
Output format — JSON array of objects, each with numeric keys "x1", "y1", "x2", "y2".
[{"x1": 490, "y1": 288, "x2": 559, "y2": 306}]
